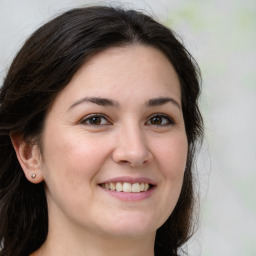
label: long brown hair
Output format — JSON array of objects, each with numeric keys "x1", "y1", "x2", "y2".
[{"x1": 0, "y1": 6, "x2": 203, "y2": 256}]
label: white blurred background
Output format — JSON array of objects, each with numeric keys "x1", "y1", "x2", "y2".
[{"x1": 0, "y1": 0, "x2": 255, "y2": 255}]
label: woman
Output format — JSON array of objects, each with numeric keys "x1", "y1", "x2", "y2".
[{"x1": 0, "y1": 6, "x2": 203, "y2": 256}]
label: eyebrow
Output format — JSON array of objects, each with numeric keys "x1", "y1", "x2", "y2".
[
  {"x1": 68, "y1": 96, "x2": 181, "y2": 111},
  {"x1": 146, "y1": 97, "x2": 181, "y2": 109},
  {"x1": 68, "y1": 97, "x2": 119, "y2": 110}
]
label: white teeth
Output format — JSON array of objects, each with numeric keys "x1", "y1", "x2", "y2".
[
  {"x1": 131, "y1": 183, "x2": 140, "y2": 193},
  {"x1": 123, "y1": 182, "x2": 132, "y2": 192},
  {"x1": 110, "y1": 182, "x2": 116, "y2": 191},
  {"x1": 101, "y1": 182, "x2": 151, "y2": 192},
  {"x1": 116, "y1": 182, "x2": 122, "y2": 192},
  {"x1": 144, "y1": 183, "x2": 149, "y2": 192}
]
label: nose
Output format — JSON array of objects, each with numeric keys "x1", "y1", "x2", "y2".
[{"x1": 112, "y1": 125, "x2": 153, "y2": 167}]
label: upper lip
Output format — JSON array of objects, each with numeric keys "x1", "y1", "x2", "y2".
[{"x1": 99, "y1": 176, "x2": 156, "y2": 185}]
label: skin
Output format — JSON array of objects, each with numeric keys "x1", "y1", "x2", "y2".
[{"x1": 12, "y1": 45, "x2": 188, "y2": 256}]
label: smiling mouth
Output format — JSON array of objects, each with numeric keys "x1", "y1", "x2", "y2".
[{"x1": 100, "y1": 182, "x2": 153, "y2": 193}]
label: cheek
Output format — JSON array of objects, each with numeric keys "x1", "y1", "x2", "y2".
[
  {"x1": 154, "y1": 134, "x2": 188, "y2": 178},
  {"x1": 40, "y1": 132, "x2": 112, "y2": 216},
  {"x1": 150, "y1": 133, "x2": 188, "y2": 226},
  {"x1": 40, "y1": 127, "x2": 112, "y2": 196}
]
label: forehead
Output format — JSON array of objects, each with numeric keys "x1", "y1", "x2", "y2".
[
  {"x1": 52, "y1": 45, "x2": 181, "y2": 108},
  {"x1": 76, "y1": 45, "x2": 179, "y2": 83}
]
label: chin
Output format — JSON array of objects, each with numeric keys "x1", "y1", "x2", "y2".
[{"x1": 97, "y1": 212, "x2": 160, "y2": 238}]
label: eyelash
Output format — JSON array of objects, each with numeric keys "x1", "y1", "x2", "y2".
[
  {"x1": 80, "y1": 114, "x2": 111, "y2": 126},
  {"x1": 145, "y1": 113, "x2": 175, "y2": 126},
  {"x1": 80, "y1": 113, "x2": 175, "y2": 127}
]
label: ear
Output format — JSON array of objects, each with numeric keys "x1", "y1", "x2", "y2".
[{"x1": 10, "y1": 132, "x2": 44, "y2": 184}]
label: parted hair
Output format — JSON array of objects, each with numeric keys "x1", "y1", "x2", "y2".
[{"x1": 0, "y1": 6, "x2": 203, "y2": 256}]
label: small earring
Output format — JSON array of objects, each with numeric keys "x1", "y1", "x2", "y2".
[{"x1": 31, "y1": 174, "x2": 36, "y2": 179}]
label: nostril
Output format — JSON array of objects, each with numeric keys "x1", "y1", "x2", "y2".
[
  {"x1": 114, "y1": 153, "x2": 153, "y2": 167},
  {"x1": 118, "y1": 160, "x2": 130, "y2": 164},
  {"x1": 112, "y1": 142, "x2": 153, "y2": 167}
]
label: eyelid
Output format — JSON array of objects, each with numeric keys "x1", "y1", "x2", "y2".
[
  {"x1": 79, "y1": 113, "x2": 175, "y2": 127},
  {"x1": 80, "y1": 113, "x2": 112, "y2": 126},
  {"x1": 146, "y1": 113, "x2": 175, "y2": 126}
]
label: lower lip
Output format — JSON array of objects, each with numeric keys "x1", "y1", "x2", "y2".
[{"x1": 100, "y1": 186, "x2": 156, "y2": 201}]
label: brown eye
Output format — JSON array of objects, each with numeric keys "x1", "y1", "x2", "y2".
[
  {"x1": 147, "y1": 114, "x2": 174, "y2": 126},
  {"x1": 81, "y1": 114, "x2": 110, "y2": 126},
  {"x1": 150, "y1": 116, "x2": 163, "y2": 125},
  {"x1": 88, "y1": 116, "x2": 102, "y2": 125}
]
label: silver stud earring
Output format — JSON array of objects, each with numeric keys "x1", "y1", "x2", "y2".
[{"x1": 31, "y1": 174, "x2": 36, "y2": 179}]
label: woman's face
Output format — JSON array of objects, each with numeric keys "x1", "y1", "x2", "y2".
[{"x1": 39, "y1": 45, "x2": 188, "y2": 239}]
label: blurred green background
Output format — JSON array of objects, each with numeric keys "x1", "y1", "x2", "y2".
[{"x1": 0, "y1": 0, "x2": 255, "y2": 255}]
